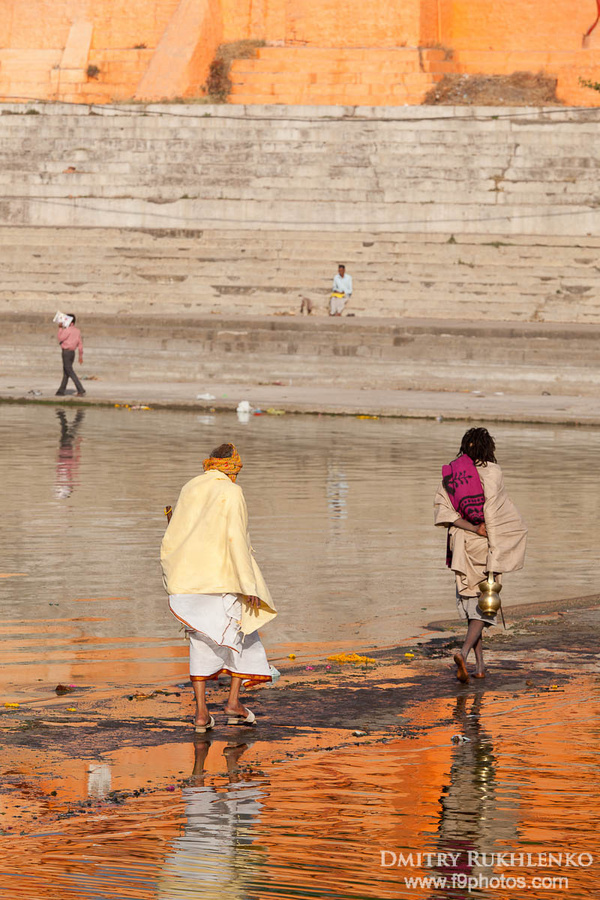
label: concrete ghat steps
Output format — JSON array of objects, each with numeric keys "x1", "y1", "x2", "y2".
[
  {"x1": 3, "y1": 313, "x2": 600, "y2": 396},
  {"x1": 1, "y1": 227, "x2": 600, "y2": 324},
  {"x1": 0, "y1": 105, "x2": 600, "y2": 238},
  {"x1": 1, "y1": 104, "x2": 600, "y2": 324}
]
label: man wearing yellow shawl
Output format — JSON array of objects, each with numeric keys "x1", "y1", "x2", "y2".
[{"x1": 161, "y1": 443, "x2": 277, "y2": 733}]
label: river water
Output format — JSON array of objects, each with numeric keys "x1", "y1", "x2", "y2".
[
  {"x1": 1, "y1": 678, "x2": 599, "y2": 899},
  {"x1": 1, "y1": 404, "x2": 599, "y2": 899},
  {"x1": 2, "y1": 404, "x2": 600, "y2": 682}
]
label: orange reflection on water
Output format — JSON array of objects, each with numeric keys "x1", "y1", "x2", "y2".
[{"x1": 0, "y1": 677, "x2": 599, "y2": 900}]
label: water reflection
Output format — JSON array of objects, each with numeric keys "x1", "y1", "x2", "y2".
[
  {"x1": 433, "y1": 692, "x2": 518, "y2": 892},
  {"x1": 327, "y1": 461, "x2": 348, "y2": 522},
  {"x1": 3, "y1": 405, "x2": 600, "y2": 688},
  {"x1": 158, "y1": 740, "x2": 265, "y2": 899},
  {"x1": 87, "y1": 760, "x2": 112, "y2": 799},
  {"x1": 1, "y1": 680, "x2": 600, "y2": 898},
  {"x1": 54, "y1": 408, "x2": 85, "y2": 499}
]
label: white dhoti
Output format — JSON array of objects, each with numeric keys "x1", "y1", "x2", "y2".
[
  {"x1": 169, "y1": 593, "x2": 272, "y2": 687},
  {"x1": 329, "y1": 292, "x2": 347, "y2": 315}
]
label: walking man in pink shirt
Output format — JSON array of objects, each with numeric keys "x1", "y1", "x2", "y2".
[{"x1": 56, "y1": 314, "x2": 86, "y2": 397}]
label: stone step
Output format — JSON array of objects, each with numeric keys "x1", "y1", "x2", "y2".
[
  {"x1": 1, "y1": 226, "x2": 599, "y2": 323},
  {"x1": 228, "y1": 46, "x2": 436, "y2": 105},
  {"x1": 4, "y1": 312, "x2": 600, "y2": 396}
]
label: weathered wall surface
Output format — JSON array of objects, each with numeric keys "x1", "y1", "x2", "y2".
[
  {"x1": 1, "y1": 0, "x2": 600, "y2": 105},
  {"x1": 5, "y1": 311, "x2": 600, "y2": 397},
  {"x1": 228, "y1": 0, "x2": 600, "y2": 106},
  {"x1": 0, "y1": 0, "x2": 219, "y2": 103},
  {"x1": 1, "y1": 103, "x2": 599, "y2": 236},
  {"x1": 439, "y1": 0, "x2": 591, "y2": 52},
  {"x1": 134, "y1": 0, "x2": 223, "y2": 100},
  {"x1": 0, "y1": 103, "x2": 599, "y2": 327}
]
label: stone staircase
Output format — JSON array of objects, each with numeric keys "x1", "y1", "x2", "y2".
[
  {"x1": 1, "y1": 104, "x2": 600, "y2": 324},
  {"x1": 229, "y1": 47, "x2": 454, "y2": 106},
  {"x1": 1, "y1": 227, "x2": 600, "y2": 324},
  {"x1": 0, "y1": 104, "x2": 599, "y2": 240},
  {"x1": 2, "y1": 311, "x2": 600, "y2": 396}
]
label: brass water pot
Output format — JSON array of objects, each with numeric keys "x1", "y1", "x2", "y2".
[{"x1": 477, "y1": 572, "x2": 502, "y2": 616}]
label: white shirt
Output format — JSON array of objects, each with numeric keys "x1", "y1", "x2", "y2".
[{"x1": 333, "y1": 273, "x2": 353, "y2": 296}]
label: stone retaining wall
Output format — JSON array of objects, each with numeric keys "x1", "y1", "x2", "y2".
[{"x1": 0, "y1": 105, "x2": 599, "y2": 324}]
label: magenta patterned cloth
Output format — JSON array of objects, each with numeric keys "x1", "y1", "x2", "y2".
[{"x1": 442, "y1": 454, "x2": 485, "y2": 567}]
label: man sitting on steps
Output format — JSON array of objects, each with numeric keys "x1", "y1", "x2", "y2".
[{"x1": 330, "y1": 264, "x2": 353, "y2": 316}]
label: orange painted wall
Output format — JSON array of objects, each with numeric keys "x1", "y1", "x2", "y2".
[
  {"x1": 2, "y1": 0, "x2": 600, "y2": 105},
  {"x1": 0, "y1": 0, "x2": 220, "y2": 104},
  {"x1": 220, "y1": 0, "x2": 433, "y2": 46},
  {"x1": 0, "y1": 0, "x2": 181, "y2": 50},
  {"x1": 439, "y1": 0, "x2": 598, "y2": 52},
  {"x1": 135, "y1": 0, "x2": 223, "y2": 100},
  {"x1": 284, "y1": 0, "x2": 421, "y2": 48},
  {"x1": 220, "y1": 0, "x2": 600, "y2": 51}
]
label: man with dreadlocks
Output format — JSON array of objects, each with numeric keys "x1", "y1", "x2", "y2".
[
  {"x1": 161, "y1": 443, "x2": 277, "y2": 732},
  {"x1": 434, "y1": 427, "x2": 527, "y2": 683}
]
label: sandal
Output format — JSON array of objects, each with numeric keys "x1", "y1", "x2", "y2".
[
  {"x1": 226, "y1": 708, "x2": 256, "y2": 726},
  {"x1": 194, "y1": 715, "x2": 215, "y2": 734}
]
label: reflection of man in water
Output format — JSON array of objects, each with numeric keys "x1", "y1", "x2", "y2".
[
  {"x1": 157, "y1": 740, "x2": 264, "y2": 900},
  {"x1": 55, "y1": 409, "x2": 85, "y2": 499},
  {"x1": 326, "y1": 461, "x2": 348, "y2": 521},
  {"x1": 432, "y1": 692, "x2": 519, "y2": 893}
]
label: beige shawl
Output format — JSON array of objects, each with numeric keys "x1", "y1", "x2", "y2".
[{"x1": 434, "y1": 462, "x2": 527, "y2": 596}]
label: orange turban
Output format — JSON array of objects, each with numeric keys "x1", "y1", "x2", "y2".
[{"x1": 203, "y1": 445, "x2": 243, "y2": 482}]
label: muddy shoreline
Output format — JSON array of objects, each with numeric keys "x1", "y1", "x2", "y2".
[{"x1": 1, "y1": 591, "x2": 597, "y2": 840}]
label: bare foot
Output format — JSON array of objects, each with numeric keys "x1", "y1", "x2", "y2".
[
  {"x1": 194, "y1": 711, "x2": 212, "y2": 727},
  {"x1": 224, "y1": 703, "x2": 250, "y2": 718},
  {"x1": 453, "y1": 652, "x2": 470, "y2": 684}
]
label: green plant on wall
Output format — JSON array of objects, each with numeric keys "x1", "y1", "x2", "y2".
[{"x1": 579, "y1": 77, "x2": 600, "y2": 91}]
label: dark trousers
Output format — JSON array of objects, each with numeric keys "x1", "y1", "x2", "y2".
[{"x1": 58, "y1": 349, "x2": 84, "y2": 394}]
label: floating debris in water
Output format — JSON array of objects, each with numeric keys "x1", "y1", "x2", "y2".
[
  {"x1": 269, "y1": 665, "x2": 281, "y2": 683},
  {"x1": 55, "y1": 684, "x2": 76, "y2": 695},
  {"x1": 451, "y1": 734, "x2": 471, "y2": 744},
  {"x1": 288, "y1": 653, "x2": 296, "y2": 659},
  {"x1": 4, "y1": 703, "x2": 19, "y2": 709},
  {"x1": 353, "y1": 730, "x2": 368, "y2": 737},
  {"x1": 114, "y1": 404, "x2": 152, "y2": 410}
]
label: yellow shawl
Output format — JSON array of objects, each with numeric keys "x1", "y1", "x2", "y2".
[{"x1": 160, "y1": 469, "x2": 277, "y2": 634}]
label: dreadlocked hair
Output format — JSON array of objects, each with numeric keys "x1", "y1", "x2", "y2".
[
  {"x1": 210, "y1": 442, "x2": 234, "y2": 459},
  {"x1": 458, "y1": 427, "x2": 496, "y2": 466}
]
